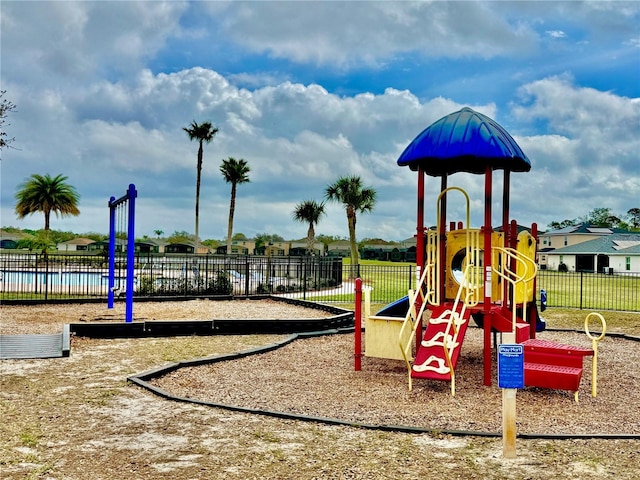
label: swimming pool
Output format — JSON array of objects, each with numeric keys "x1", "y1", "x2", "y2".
[{"x1": 0, "y1": 270, "x2": 127, "y2": 294}]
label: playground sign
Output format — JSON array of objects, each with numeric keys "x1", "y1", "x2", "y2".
[{"x1": 498, "y1": 344, "x2": 524, "y2": 389}]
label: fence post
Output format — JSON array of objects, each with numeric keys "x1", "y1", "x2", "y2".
[
  {"x1": 580, "y1": 271, "x2": 583, "y2": 310},
  {"x1": 243, "y1": 256, "x2": 249, "y2": 296},
  {"x1": 44, "y1": 252, "x2": 49, "y2": 301},
  {"x1": 354, "y1": 277, "x2": 363, "y2": 371},
  {"x1": 303, "y1": 260, "x2": 307, "y2": 300},
  {"x1": 33, "y1": 253, "x2": 39, "y2": 296}
]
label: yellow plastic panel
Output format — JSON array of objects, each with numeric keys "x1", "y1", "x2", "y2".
[
  {"x1": 365, "y1": 315, "x2": 408, "y2": 360},
  {"x1": 444, "y1": 229, "x2": 503, "y2": 301},
  {"x1": 515, "y1": 230, "x2": 536, "y2": 303}
]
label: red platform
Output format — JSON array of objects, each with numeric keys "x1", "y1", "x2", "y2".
[{"x1": 522, "y1": 339, "x2": 594, "y2": 393}]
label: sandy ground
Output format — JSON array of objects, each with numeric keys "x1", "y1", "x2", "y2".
[{"x1": 1, "y1": 299, "x2": 639, "y2": 479}]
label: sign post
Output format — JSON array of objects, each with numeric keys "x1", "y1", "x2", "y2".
[{"x1": 498, "y1": 340, "x2": 524, "y2": 459}]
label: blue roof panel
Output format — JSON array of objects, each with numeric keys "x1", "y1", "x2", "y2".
[{"x1": 397, "y1": 107, "x2": 531, "y2": 175}]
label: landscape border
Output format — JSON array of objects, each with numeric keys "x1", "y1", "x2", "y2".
[{"x1": 127, "y1": 325, "x2": 640, "y2": 441}]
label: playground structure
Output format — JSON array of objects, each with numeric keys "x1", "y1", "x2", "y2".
[{"x1": 363, "y1": 108, "x2": 606, "y2": 399}]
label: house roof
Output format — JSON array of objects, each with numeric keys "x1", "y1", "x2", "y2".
[
  {"x1": 0, "y1": 229, "x2": 33, "y2": 241},
  {"x1": 58, "y1": 237, "x2": 96, "y2": 246},
  {"x1": 136, "y1": 239, "x2": 167, "y2": 246},
  {"x1": 362, "y1": 243, "x2": 401, "y2": 251},
  {"x1": 548, "y1": 233, "x2": 640, "y2": 255},
  {"x1": 542, "y1": 222, "x2": 630, "y2": 236},
  {"x1": 328, "y1": 240, "x2": 351, "y2": 248}
]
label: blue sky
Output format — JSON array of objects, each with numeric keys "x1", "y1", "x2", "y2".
[{"x1": 1, "y1": 1, "x2": 639, "y2": 242}]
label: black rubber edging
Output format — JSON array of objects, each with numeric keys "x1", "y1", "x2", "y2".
[
  {"x1": 66, "y1": 296, "x2": 354, "y2": 338},
  {"x1": 128, "y1": 325, "x2": 640, "y2": 441}
]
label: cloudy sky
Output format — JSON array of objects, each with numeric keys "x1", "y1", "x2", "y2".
[{"x1": 1, "y1": 1, "x2": 639, "y2": 242}]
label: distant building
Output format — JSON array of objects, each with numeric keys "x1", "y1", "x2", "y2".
[
  {"x1": 288, "y1": 240, "x2": 324, "y2": 256},
  {"x1": 216, "y1": 239, "x2": 256, "y2": 255},
  {"x1": 539, "y1": 223, "x2": 621, "y2": 249},
  {"x1": 546, "y1": 232, "x2": 640, "y2": 273},
  {"x1": 135, "y1": 239, "x2": 166, "y2": 254},
  {"x1": 88, "y1": 239, "x2": 125, "y2": 252},
  {"x1": 0, "y1": 229, "x2": 31, "y2": 249},
  {"x1": 327, "y1": 240, "x2": 351, "y2": 258},
  {"x1": 165, "y1": 242, "x2": 195, "y2": 254},
  {"x1": 538, "y1": 223, "x2": 635, "y2": 271},
  {"x1": 362, "y1": 241, "x2": 400, "y2": 261},
  {"x1": 57, "y1": 237, "x2": 95, "y2": 252},
  {"x1": 0, "y1": 239, "x2": 18, "y2": 249}
]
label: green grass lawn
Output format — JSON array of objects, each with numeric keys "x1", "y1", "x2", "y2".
[
  {"x1": 324, "y1": 261, "x2": 639, "y2": 318},
  {"x1": 537, "y1": 271, "x2": 639, "y2": 312}
]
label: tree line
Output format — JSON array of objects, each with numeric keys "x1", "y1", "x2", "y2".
[{"x1": 548, "y1": 207, "x2": 640, "y2": 231}]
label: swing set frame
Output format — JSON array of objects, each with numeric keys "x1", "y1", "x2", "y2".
[{"x1": 108, "y1": 184, "x2": 137, "y2": 322}]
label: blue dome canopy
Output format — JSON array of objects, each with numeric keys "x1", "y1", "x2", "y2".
[{"x1": 397, "y1": 107, "x2": 531, "y2": 175}]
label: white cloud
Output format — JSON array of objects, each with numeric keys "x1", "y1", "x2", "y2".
[
  {"x1": 1, "y1": 1, "x2": 186, "y2": 85},
  {"x1": 1, "y1": 2, "x2": 638, "y2": 241},
  {"x1": 206, "y1": 1, "x2": 538, "y2": 67},
  {"x1": 513, "y1": 75, "x2": 640, "y2": 167},
  {"x1": 546, "y1": 30, "x2": 567, "y2": 39},
  {"x1": 510, "y1": 76, "x2": 640, "y2": 227},
  {"x1": 4, "y1": 64, "x2": 637, "y2": 239}
]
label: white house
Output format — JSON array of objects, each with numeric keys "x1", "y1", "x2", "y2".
[{"x1": 546, "y1": 233, "x2": 640, "y2": 274}]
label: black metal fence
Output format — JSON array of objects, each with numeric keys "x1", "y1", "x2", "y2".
[
  {"x1": 0, "y1": 252, "x2": 343, "y2": 301},
  {"x1": 1, "y1": 253, "x2": 638, "y2": 312},
  {"x1": 536, "y1": 270, "x2": 639, "y2": 312}
]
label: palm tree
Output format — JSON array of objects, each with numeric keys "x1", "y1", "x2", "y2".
[
  {"x1": 220, "y1": 157, "x2": 251, "y2": 255},
  {"x1": 183, "y1": 120, "x2": 218, "y2": 246},
  {"x1": 325, "y1": 175, "x2": 376, "y2": 267},
  {"x1": 293, "y1": 200, "x2": 326, "y2": 255},
  {"x1": 15, "y1": 173, "x2": 80, "y2": 231}
]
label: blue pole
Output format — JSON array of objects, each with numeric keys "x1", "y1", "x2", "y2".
[
  {"x1": 108, "y1": 196, "x2": 116, "y2": 309},
  {"x1": 125, "y1": 184, "x2": 137, "y2": 323}
]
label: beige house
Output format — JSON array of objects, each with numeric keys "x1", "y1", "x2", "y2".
[
  {"x1": 57, "y1": 238, "x2": 96, "y2": 251},
  {"x1": 327, "y1": 240, "x2": 351, "y2": 257},
  {"x1": 538, "y1": 223, "x2": 623, "y2": 269},
  {"x1": 0, "y1": 229, "x2": 32, "y2": 249},
  {"x1": 545, "y1": 233, "x2": 640, "y2": 273},
  {"x1": 217, "y1": 240, "x2": 256, "y2": 255},
  {"x1": 289, "y1": 240, "x2": 324, "y2": 256}
]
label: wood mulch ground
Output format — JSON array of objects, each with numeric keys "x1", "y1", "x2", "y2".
[{"x1": 1, "y1": 299, "x2": 639, "y2": 479}]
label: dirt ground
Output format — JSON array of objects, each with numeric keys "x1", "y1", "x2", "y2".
[{"x1": 1, "y1": 299, "x2": 639, "y2": 479}]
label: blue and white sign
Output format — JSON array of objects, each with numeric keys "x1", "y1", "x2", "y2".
[{"x1": 498, "y1": 344, "x2": 524, "y2": 389}]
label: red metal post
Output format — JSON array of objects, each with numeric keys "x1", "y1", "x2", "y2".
[
  {"x1": 439, "y1": 175, "x2": 448, "y2": 303},
  {"x1": 354, "y1": 277, "x2": 363, "y2": 371},
  {"x1": 415, "y1": 167, "x2": 425, "y2": 274},
  {"x1": 502, "y1": 172, "x2": 512, "y2": 309},
  {"x1": 531, "y1": 222, "x2": 538, "y2": 340},
  {"x1": 483, "y1": 166, "x2": 493, "y2": 386},
  {"x1": 415, "y1": 169, "x2": 426, "y2": 352},
  {"x1": 502, "y1": 170, "x2": 511, "y2": 244}
]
